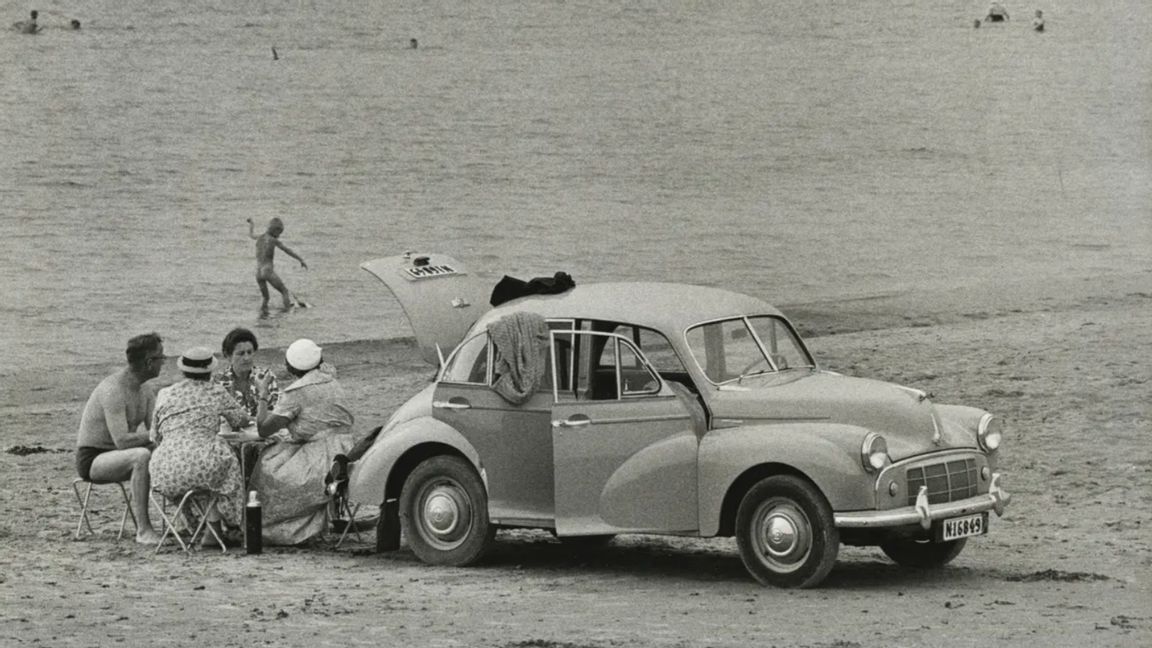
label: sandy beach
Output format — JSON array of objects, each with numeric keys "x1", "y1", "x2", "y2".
[{"x1": 2, "y1": 273, "x2": 1148, "y2": 647}]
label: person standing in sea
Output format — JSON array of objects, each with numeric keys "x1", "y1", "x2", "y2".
[
  {"x1": 13, "y1": 10, "x2": 40, "y2": 33},
  {"x1": 247, "y1": 217, "x2": 307, "y2": 312}
]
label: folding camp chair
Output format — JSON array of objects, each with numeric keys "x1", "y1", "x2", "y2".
[
  {"x1": 71, "y1": 478, "x2": 137, "y2": 541},
  {"x1": 151, "y1": 489, "x2": 228, "y2": 555},
  {"x1": 331, "y1": 498, "x2": 363, "y2": 549}
]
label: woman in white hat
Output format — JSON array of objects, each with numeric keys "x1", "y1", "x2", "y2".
[
  {"x1": 150, "y1": 346, "x2": 252, "y2": 545},
  {"x1": 249, "y1": 339, "x2": 355, "y2": 545}
]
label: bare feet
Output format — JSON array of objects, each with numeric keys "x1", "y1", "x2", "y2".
[{"x1": 136, "y1": 528, "x2": 162, "y2": 545}]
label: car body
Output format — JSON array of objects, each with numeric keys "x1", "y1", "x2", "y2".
[{"x1": 348, "y1": 252, "x2": 1011, "y2": 587}]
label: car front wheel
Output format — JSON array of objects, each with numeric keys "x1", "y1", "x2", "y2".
[
  {"x1": 880, "y1": 538, "x2": 967, "y2": 568},
  {"x1": 735, "y1": 475, "x2": 839, "y2": 588},
  {"x1": 400, "y1": 455, "x2": 495, "y2": 566}
]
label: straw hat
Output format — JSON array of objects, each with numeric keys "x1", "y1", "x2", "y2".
[
  {"x1": 285, "y1": 339, "x2": 322, "y2": 372},
  {"x1": 177, "y1": 346, "x2": 219, "y2": 375}
]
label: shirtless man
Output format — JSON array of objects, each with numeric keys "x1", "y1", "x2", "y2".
[
  {"x1": 75, "y1": 333, "x2": 165, "y2": 544},
  {"x1": 247, "y1": 217, "x2": 307, "y2": 310}
]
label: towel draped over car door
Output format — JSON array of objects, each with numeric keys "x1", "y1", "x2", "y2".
[{"x1": 489, "y1": 312, "x2": 550, "y2": 405}]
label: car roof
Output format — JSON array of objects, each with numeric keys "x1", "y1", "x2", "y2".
[{"x1": 472, "y1": 282, "x2": 784, "y2": 334}]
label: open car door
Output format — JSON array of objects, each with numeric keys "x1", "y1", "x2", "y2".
[
  {"x1": 550, "y1": 330, "x2": 699, "y2": 536},
  {"x1": 361, "y1": 252, "x2": 492, "y2": 366}
]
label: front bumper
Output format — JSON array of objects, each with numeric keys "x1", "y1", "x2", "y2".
[{"x1": 833, "y1": 473, "x2": 1011, "y2": 530}]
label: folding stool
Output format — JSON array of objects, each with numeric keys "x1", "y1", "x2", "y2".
[
  {"x1": 325, "y1": 455, "x2": 363, "y2": 549},
  {"x1": 332, "y1": 498, "x2": 363, "y2": 549},
  {"x1": 71, "y1": 478, "x2": 137, "y2": 541},
  {"x1": 151, "y1": 489, "x2": 228, "y2": 555}
]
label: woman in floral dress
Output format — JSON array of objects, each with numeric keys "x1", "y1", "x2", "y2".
[
  {"x1": 213, "y1": 327, "x2": 280, "y2": 417},
  {"x1": 150, "y1": 347, "x2": 251, "y2": 535}
]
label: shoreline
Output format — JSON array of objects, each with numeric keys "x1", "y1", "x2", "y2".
[{"x1": 3, "y1": 270, "x2": 1148, "y2": 415}]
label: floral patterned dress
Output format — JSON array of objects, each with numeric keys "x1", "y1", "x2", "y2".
[
  {"x1": 149, "y1": 380, "x2": 251, "y2": 526},
  {"x1": 213, "y1": 365, "x2": 280, "y2": 417},
  {"x1": 252, "y1": 364, "x2": 355, "y2": 545}
]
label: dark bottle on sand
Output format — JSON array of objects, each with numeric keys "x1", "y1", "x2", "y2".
[{"x1": 245, "y1": 490, "x2": 263, "y2": 555}]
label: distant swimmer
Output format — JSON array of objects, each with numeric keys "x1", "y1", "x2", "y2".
[
  {"x1": 70, "y1": 19, "x2": 81, "y2": 30},
  {"x1": 1032, "y1": 10, "x2": 1045, "y2": 32},
  {"x1": 985, "y1": 2, "x2": 1009, "y2": 22},
  {"x1": 13, "y1": 10, "x2": 40, "y2": 34},
  {"x1": 409, "y1": 38, "x2": 418, "y2": 49},
  {"x1": 247, "y1": 217, "x2": 308, "y2": 312}
]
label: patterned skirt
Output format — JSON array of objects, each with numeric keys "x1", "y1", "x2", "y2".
[{"x1": 150, "y1": 429, "x2": 244, "y2": 527}]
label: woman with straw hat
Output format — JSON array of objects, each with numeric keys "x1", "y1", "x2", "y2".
[{"x1": 150, "y1": 346, "x2": 251, "y2": 545}]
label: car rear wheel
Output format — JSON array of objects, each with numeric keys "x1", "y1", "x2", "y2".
[
  {"x1": 880, "y1": 538, "x2": 967, "y2": 568},
  {"x1": 735, "y1": 475, "x2": 839, "y2": 588},
  {"x1": 400, "y1": 455, "x2": 495, "y2": 566}
]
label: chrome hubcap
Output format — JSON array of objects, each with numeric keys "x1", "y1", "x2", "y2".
[
  {"x1": 424, "y1": 491, "x2": 460, "y2": 535},
  {"x1": 752, "y1": 499, "x2": 812, "y2": 574},
  {"x1": 764, "y1": 515, "x2": 799, "y2": 557},
  {"x1": 417, "y1": 480, "x2": 472, "y2": 550}
]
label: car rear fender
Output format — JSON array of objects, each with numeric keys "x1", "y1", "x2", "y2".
[
  {"x1": 347, "y1": 415, "x2": 482, "y2": 506},
  {"x1": 698, "y1": 423, "x2": 874, "y2": 536}
]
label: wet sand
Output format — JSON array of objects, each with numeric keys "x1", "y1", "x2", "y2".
[{"x1": 1, "y1": 274, "x2": 1149, "y2": 647}]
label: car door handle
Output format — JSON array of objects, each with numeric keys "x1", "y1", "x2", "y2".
[
  {"x1": 551, "y1": 415, "x2": 591, "y2": 428},
  {"x1": 433, "y1": 400, "x2": 471, "y2": 410}
]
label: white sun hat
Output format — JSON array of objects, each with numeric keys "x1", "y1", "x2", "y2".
[
  {"x1": 285, "y1": 339, "x2": 323, "y2": 372},
  {"x1": 177, "y1": 346, "x2": 219, "y2": 375}
]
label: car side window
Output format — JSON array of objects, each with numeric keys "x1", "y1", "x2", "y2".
[
  {"x1": 608, "y1": 325, "x2": 687, "y2": 374},
  {"x1": 540, "y1": 320, "x2": 575, "y2": 393},
  {"x1": 616, "y1": 340, "x2": 661, "y2": 396},
  {"x1": 442, "y1": 333, "x2": 490, "y2": 385},
  {"x1": 555, "y1": 330, "x2": 660, "y2": 401}
]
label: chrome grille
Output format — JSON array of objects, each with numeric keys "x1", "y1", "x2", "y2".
[{"x1": 906, "y1": 458, "x2": 978, "y2": 506}]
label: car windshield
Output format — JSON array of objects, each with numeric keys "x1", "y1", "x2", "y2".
[{"x1": 685, "y1": 316, "x2": 814, "y2": 385}]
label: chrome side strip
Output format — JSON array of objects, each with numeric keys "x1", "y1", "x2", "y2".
[{"x1": 579, "y1": 414, "x2": 690, "y2": 425}]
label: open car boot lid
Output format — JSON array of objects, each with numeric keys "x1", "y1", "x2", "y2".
[{"x1": 361, "y1": 252, "x2": 493, "y2": 366}]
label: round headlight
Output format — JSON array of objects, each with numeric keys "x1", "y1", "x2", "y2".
[
  {"x1": 861, "y1": 433, "x2": 890, "y2": 472},
  {"x1": 978, "y1": 414, "x2": 1003, "y2": 452}
]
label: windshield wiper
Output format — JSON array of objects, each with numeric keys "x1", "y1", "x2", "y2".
[{"x1": 737, "y1": 369, "x2": 773, "y2": 384}]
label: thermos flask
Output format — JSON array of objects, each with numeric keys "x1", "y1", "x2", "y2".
[{"x1": 245, "y1": 490, "x2": 263, "y2": 555}]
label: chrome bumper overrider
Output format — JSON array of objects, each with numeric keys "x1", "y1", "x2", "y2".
[{"x1": 834, "y1": 473, "x2": 1011, "y2": 530}]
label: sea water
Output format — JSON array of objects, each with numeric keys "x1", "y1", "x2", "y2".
[{"x1": 1, "y1": 0, "x2": 1148, "y2": 373}]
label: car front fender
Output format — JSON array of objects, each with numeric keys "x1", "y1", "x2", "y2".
[
  {"x1": 347, "y1": 415, "x2": 482, "y2": 506},
  {"x1": 697, "y1": 423, "x2": 874, "y2": 536}
]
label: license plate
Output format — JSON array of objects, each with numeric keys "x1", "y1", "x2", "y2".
[
  {"x1": 404, "y1": 264, "x2": 459, "y2": 280},
  {"x1": 938, "y1": 513, "x2": 988, "y2": 541}
]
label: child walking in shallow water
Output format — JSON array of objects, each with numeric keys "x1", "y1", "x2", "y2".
[{"x1": 247, "y1": 217, "x2": 307, "y2": 311}]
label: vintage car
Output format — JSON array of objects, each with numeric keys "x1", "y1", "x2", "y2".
[{"x1": 347, "y1": 252, "x2": 1011, "y2": 588}]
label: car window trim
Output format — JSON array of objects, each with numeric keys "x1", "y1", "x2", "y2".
[
  {"x1": 438, "y1": 331, "x2": 493, "y2": 385},
  {"x1": 550, "y1": 329, "x2": 662, "y2": 402}
]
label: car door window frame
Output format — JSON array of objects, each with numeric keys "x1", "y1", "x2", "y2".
[
  {"x1": 439, "y1": 331, "x2": 493, "y2": 385},
  {"x1": 551, "y1": 329, "x2": 662, "y2": 402}
]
